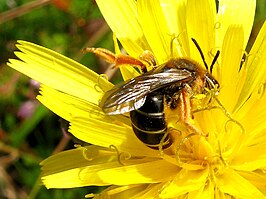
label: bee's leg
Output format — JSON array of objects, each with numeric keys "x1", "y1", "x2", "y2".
[
  {"x1": 179, "y1": 89, "x2": 205, "y2": 136},
  {"x1": 83, "y1": 47, "x2": 148, "y2": 72}
]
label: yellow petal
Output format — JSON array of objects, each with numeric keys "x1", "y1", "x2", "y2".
[
  {"x1": 231, "y1": 145, "x2": 266, "y2": 171},
  {"x1": 187, "y1": 181, "x2": 214, "y2": 199},
  {"x1": 218, "y1": 25, "x2": 244, "y2": 111},
  {"x1": 69, "y1": 117, "x2": 158, "y2": 157},
  {"x1": 236, "y1": 21, "x2": 266, "y2": 110},
  {"x1": 235, "y1": 92, "x2": 266, "y2": 134},
  {"x1": 137, "y1": 0, "x2": 172, "y2": 63},
  {"x1": 159, "y1": 0, "x2": 189, "y2": 57},
  {"x1": 237, "y1": 170, "x2": 266, "y2": 195},
  {"x1": 119, "y1": 64, "x2": 141, "y2": 81},
  {"x1": 7, "y1": 41, "x2": 113, "y2": 105},
  {"x1": 159, "y1": 168, "x2": 209, "y2": 198},
  {"x1": 98, "y1": 159, "x2": 178, "y2": 185},
  {"x1": 131, "y1": 183, "x2": 165, "y2": 199},
  {"x1": 37, "y1": 84, "x2": 126, "y2": 124},
  {"x1": 93, "y1": 184, "x2": 151, "y2": 199},
  {"x1": 216, "y1": 168, "x2": 265, "y2": 198},
  {"x1": 235, "y1": 101, "x2": 266, "y2": 147},
  {"x1": 96, "y1": 0, "x2": 150, "y2": 57},
  {"x1": 186, "y1": 0, "x2": 216, "y2": 64},
  {"x1": 41, "y1": 146, "x2": 119, "y2": 188},
  {"x1": 37, "y1": 84, "x2": 91, "y2": 121},
  {"x1": 216, "y1": 0, "x2": 256, "y2": 49},
  {"x1": 247, "y1": 128, "x2": 266, "y2": 147},
  {"x1": 38, "y1": 85, "x2": 158, "y2": 157}
]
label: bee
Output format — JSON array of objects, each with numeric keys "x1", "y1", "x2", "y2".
[{"x1": 84, "y1": 39, "x2": 220, "y2": 149}]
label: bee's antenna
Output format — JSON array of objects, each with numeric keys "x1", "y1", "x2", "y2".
[
  {"x1": 191, "y1": 38, "x2": 208, "y2": 71},
  {"x1": 210, "y1": 50, "x2": 220, "y2": 74}
]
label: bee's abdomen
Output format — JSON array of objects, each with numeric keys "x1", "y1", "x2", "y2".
[{"x1": 130, "y1": 93, "x2": 172, "y2": 149}]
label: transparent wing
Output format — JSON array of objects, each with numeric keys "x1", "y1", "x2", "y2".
[{"x1": 100, "y1": 68, "x2": 192, "y2": 114}]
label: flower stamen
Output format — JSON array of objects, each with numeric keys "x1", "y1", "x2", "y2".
[
  {"x1": 170, "y1": 32, "x2": 187, "y2": 58},
  {"x1": 158, "y1": 129, "x2": 171, "y2": 157},
  {"x1": 224, "y1": 119, "x2": 245, "y2": 134},
  {"x1": 109, "y1": 145, "x2": 131, "y2": 165},
  {"x1": 94, "y1": 74, "x2": 109, "y2": 93},
  {"x1": 258, "y1": 81, "x2": 266, "y2": 98},
  {"x1": 193, "y1": 88, "x2": 245, "y2": 135},
  {"x1": 80, "y1": 146, "x2": 98, "y2": 161},
  {"x1": 214, "y1": 21, "x2": 221, "y2": 29},
  {"x1": 175, "y1": 132, "x2": 197, "y2": 167},
  {"x1": 213, "y1": 96, "x2": 245, "y2": 134}
]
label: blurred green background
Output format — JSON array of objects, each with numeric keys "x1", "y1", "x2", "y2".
[{"x1": 0, "y1": 0, "x2": 265, "y2": 198}]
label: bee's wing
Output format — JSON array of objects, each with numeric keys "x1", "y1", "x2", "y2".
[{"x1": 100, "y1": 68, "x2": 192, "y2": 114}]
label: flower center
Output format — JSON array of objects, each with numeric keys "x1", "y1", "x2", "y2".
[{"x1": 172, "y1": 133, "x2": 228, "y2": 179}]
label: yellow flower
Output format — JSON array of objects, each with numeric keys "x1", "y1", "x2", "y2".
[{"x1": 7, "y1": 0, "x2": 266, "y2": 198}]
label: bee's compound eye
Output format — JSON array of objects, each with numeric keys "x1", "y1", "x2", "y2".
[
  {"x1": 205, "y1": 74, "x2": 219, "y2": 89},
  {"x1": 213, "y1": 79, "x2": 220, "y2": 89}
]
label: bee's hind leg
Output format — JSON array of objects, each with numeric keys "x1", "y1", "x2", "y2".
[{"x1": 83, "y1": 47, "x2": 150, "y2": 72}]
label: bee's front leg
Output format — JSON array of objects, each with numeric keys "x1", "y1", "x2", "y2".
[{"x1": 179, "y1": 87, "x2": 206, "y2": 136}]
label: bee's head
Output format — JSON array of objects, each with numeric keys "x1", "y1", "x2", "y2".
[
  {"x1": 191, "y1": 38, "x2": 220, "y2": 92},
  {"x1": 205, "y1": 73, "x2": 220, "y2": 92}
]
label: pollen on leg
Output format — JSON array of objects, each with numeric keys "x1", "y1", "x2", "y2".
[
  {"x1": 179, "y1": 88, "x2": 205, "y2": 136},
  {"x1": 83, "y1": 47, "x2": 117, "y2": 64}
]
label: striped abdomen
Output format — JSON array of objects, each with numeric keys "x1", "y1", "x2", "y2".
[{"x1": 130, "y1": 92, "x2": 172, "y2": 149}]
